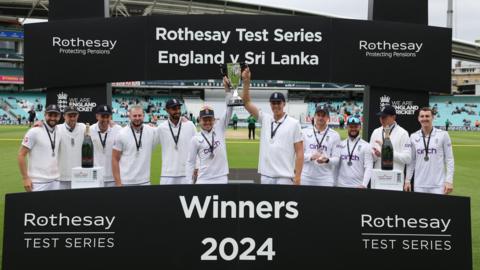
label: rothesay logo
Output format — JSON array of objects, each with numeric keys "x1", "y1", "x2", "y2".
[
  {"x1": 359, "y1": 40, "x2": 423, "y2": 59},
  {"x1": 379, "y1": 95, "x2": 419, "y2": 116},
  {"x1": 52, "y1": 36, "x2": 117, "y2": 56}
]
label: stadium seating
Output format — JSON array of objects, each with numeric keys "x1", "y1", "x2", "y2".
[
  {"x1": 430, "y1": 96, "x2": 480, "y2": 127},
  {"x1": 0, "y1": 92, "x2": 478, "y2": 127}
]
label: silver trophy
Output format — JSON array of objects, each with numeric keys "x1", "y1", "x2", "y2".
[{"x1": 226, "y1": 63, "x2": 244, "y2": 107}]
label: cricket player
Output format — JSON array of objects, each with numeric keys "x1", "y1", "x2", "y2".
[
  {"x1": 330, "y1": 116, "x2": 373, "y2": 188},
  {"x1": 18, "y1": 104, "x2": 61, "y2": 192},
  {"x1": 57, "y1": 106, "x2": 86, "y2": 189},
  {"x1": 241, "y1": 68, "x2": 304, "y2": 185},
  {"x1": 301, "y1": 106, "x2": 341, "y2": 186},
  {"x1": 112, "y1": 105, "x2": 158, "y2": 186},
  {"x1": 185, "y1": 77, "x2": 233, "y2": 184},
  {"x1": 90, "y1": 105, "x2": 122, "y2": 187},
  {"x1": 370, "y1": 105, "x2": 411, "y2": 174},
  {"x1": 157, "y1": 98, "x2": 197, "y2": 185},
  {"x1": 405, "y1": 107, "x2": 454, "y2": 194}
]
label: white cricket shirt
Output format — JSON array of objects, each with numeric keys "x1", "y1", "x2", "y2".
[
  {"x1": 113, "y1": 124, "x2": 158, "y2": 185},
  {"x1": 21, "y1": 124, "x2": 60, "y2": 182},
  {"x1": 331, "y1": 136, "x2": 373, "y2": 188},
  {"x1": 301, "y1": 126, "x2": 341, "y2": 184},
  {"x1": 258, "y1": 111, "x2": 303, "y2": 178},
  {"x1": 406, "y1": 128, "x2": 454, "y2": 188},
  {"x1": 58, "y1": 123, "x2": 86, "y2": 181},
  {"x1": 91, "y1": 123, "x2": 122, "y2": 182}
]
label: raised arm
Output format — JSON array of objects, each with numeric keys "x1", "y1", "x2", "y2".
[
  {"x1": 221, "y1": 76, "x2": 234, "y2": 130},
  {"x1": 240, "y1": 67, "x2": 260, "y2": 119}
]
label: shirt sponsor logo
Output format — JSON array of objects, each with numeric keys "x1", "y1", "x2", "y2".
[
  {"x1": 202, "y1": 140, "x2": 221, "y2": 154},
  {"x1": 417, "y1": 148, "x2": 437, "y2": 155},
  {"x1": 340, "y1": 155, "x2": 360, "y2": 161},
  {"x1": 309, "y1": 144, "x2": 327, "y2": 152}
]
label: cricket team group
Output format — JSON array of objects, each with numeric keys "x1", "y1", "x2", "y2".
[{"x1": 18, "y1": 68, "x2": 454, "y2": 194}]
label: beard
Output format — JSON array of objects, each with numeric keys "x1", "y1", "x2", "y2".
[
  {"x1": 46, "y1": 119, "x2": 58, "y2": 128},
  {"x1": 131, "y1": 119, "x2": 143, "y2": 128},
  {"x1": 170, "y1": 112, "x2": 180, "y2": 120},
  {"x1": 348, "y1": 130, "x2": 359, "y2": 138}
]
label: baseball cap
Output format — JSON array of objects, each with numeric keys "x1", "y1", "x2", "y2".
[
  {"x1": 347, "y1": 116, "x2": 361, "y2": 125},
  {"x1": 45, "y1": 104, "x2": 61, "y2": 114},
  {"x1": 199, "y1": 107, "x2": 215, "y2": 118},
  {"x1": 377, "y1": 105, "x2": 396, "y2": 117},
  {"x1": 165, "y1": 98, "x2": 182, "y2": 108},
  {"x1": 96, "y1": 104, "x2": 112, "y2": 115},
  {"x1": 63, "y1": 106, "x2": 79, "y2": 114},
  {"x1": 315, "y1": 106, "x2": 329, "y2": 115},
  {"x1": 269, "y1": 92, "x2": 285, "y2": 102}
]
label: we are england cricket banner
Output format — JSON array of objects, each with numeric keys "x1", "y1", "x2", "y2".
[
  {"x1": 2, "y1": 185, "x2": 472, "y2": 270},
  {"x1": 24, "y1": 15, "x2": 451, "y2": 92}
]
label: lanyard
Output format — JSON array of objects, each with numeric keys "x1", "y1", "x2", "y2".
[
  {"x1": 313, "y1": 126, "x2": 329, "y2": 150},
  {"x1": 44, "y1": 123, "x2": 56, "y2": 156},
  {"x1": 347, "y1": 137, "x2": 360, "y2": 164},
  {"x1": 381, "y1": 124, "x2": 395, "y2": 142},
  {"x1": 97, "y1": 131, "x2": 108, "y2": 150},
  {"x1": 130, "y1": 125, "x2": 143, "y2": 152},
  {"x1": 66, "y1": 123, "x2": 75, "y2": 133},
  {"x1": 421, "y1": 128, "x2": 433, "y2": 160},
  {"x1": 270, "y1": 114, "x2": 288, "y2": 139},
  {"x1": 201, "y1": 131, "x2": 215, "y2": 154},
  {"x1": 168, "y1": 119, "x2": 182, "y2": 148}
]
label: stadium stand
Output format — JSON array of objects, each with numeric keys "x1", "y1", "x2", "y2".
[
  {"x1": 0, "y1": 92, "x2": 479, "y2": 128},
  {"x1": 430, "y1": 96, "x2": 480, "y2": 129}
]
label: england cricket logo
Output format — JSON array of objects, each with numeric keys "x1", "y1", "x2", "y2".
[
  {"x1": 57, "y1": 92, "x2": 69, "y2": 112},
  {"x1": 379, "y1": 95, "x2": 391, "y2": 111}
]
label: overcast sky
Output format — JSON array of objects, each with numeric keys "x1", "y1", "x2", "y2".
[{"x1": 232, "y1": 0, "x2": 480, "y2": 42}]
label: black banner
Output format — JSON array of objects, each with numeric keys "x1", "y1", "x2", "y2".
[
  {"x1": 24, "y1": 15, "x2": 451, "y2": 92},
  {"x1": 46, "y1": 84, "x2": 111, "y2": 124},
  {"x1": 2, "y1": 185, "x2": 472, "y2": 270},
  {"x1": 365, "y1": 87, "x2": 430, "y2": 137}
]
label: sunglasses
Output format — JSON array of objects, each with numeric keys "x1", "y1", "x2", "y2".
[{"x1": 347, "y1": 117, "x2": 361, "y2": 125}]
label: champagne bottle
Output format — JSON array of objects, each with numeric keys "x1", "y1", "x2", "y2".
[
  {"x1": 82, "y1": 123, "x2": 94, "y2": 168},
  {"x1": 381, "y1": 127, "x2": 394, "y2": 170}
]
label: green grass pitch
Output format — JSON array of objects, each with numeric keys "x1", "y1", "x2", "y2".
[{"x1": 0, "y1": 125, "x2": 478, "y2": 268}]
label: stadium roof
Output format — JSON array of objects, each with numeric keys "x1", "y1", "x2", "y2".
[
  {"x1": 0, "y1": 0, "x2": 478, "y2": 62},
  {"x1": 0, "y1": 0, "x2": 349, "y2": 19}
]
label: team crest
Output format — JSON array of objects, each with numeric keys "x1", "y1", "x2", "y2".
[{"x1": 57, "y1": 91, "x2": 69, "y2": 112}]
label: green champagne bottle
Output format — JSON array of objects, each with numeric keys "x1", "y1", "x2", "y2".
[
  {"x1": 81, "y1": 123, "x2": 94, "y2": 168},
  {"x1": 381, "y1": 127, "x2": 394, "y2": 170}
]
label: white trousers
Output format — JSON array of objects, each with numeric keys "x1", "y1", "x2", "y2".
[
  {"x1": 32, "y1": 179, "x2": 58, "y2": 191},
  {"x1": 301, "y1": 176, "x2": 334, "y2": 187},
  {"x1": 104, "y1": 181, "x2": 116, "y2": 188},
  {"x1": 56, "y1": 181, "x2": 71, "y2": 190},
  {"x1": 196, "y1": 175, "x2": 228, "y2": 184},
  {"x1": 261, "y1": 175, "x2": 294, "y2": 185},
  {"x1": 123, "y1": 181, "x2": 151, "y2": 186},
  {"x1": 414, "y1": 186, "x2": 444, "y2": 195},
  {"x1": 161, "y1": 176, "x2": 191, "y2": 185}
]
